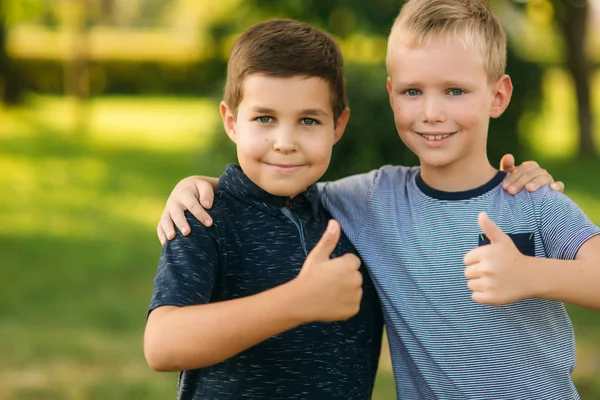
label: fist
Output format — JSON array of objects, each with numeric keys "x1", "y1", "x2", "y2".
[
  {"x1": 464, "y1": 213, "x2": 534, "y2": 306},
  {"x1": 293, "y1": 220, "x2": 363, "y2": 322}
]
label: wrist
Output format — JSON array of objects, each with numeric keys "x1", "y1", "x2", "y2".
[{"x1": 282, "y1": 278, "x2": 314, "y2": 325}]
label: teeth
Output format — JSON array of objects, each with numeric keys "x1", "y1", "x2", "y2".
[{"x1": 423, "y1": 134, "x2": 450, "y2": 141}]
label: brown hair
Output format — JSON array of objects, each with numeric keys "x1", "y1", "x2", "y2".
[
  {"x1": 386, "y1": 0, "x2": 507, "y2": 82},
  {"x1": 224, "y1": 19, "x2": 347, "y2": 121}
]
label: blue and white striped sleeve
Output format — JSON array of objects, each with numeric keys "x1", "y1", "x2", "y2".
[
  {"x1": 537, "y1": 189, "x2": 600, "y2": 260},
  {"x1": 320, "y1": 170, "x2": 378, "y2": 243},
  {"x1": 148, "y1": 211, "x2": 220, "y2": 315}
]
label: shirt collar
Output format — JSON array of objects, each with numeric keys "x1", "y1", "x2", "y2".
[
  {"x1": 416, "y1": 169, "x2": 507, "y2": 200},
  {"x1": 218, "y1": 164, "x2": 320, "y2": 215}
]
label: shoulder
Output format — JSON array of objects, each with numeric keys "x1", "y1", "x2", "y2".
[
  {"x1": 322, "y1": 164, "x2": 416, "y2": 195},
  {"x1": 176, "y1": 193, "x2": 232, "y2": 244},
  {"x1": 513, "y1": 184, "x2": 579, "y2": 213},
  {"x1": 504, "y1": 184, "x2": 595, "y2": 233},
  {"x1": 482, "y1": 184, "x2": 555, "y2": 227},
  {"x1": 515, "y1": 184, "x2": 553, "y2": 201},
  {"x1": 205, "y1": 190, "x2": 230, "y2": 221},
  {"x1": 375, "y1": 164, "x2": 416, "y2": 179},
  {"x1": 372, "y1": 164, "x2": 418, "y2": 191},
  {"x1": 494, "y1": 182, "x2": 551, "y2": 206},
  {"x1": 185, "y1": 190, "x2": 234, "y2": 227},
  {"x1": 345, "y1": 164, "x2": 416, "y2": 186}
]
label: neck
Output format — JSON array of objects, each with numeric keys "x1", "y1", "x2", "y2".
[{"x1": 419, "y1": 155, "x2": 497, "y2": 192}]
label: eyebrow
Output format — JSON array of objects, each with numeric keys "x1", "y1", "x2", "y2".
[
  {"x1": 251, "y1": 106, "x2": 276, "y2": 114},
  {"x1": 394, "y1": 80, "x2": 471, "y2": 88},
  {"x1": 300, "y1": 108, "x2": 328, "y2": 117},
  {"x1": 250, "y1": 106, "x2": 329, "y2": 117}
]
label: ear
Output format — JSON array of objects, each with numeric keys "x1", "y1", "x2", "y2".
[
  {"x1": 489, "y1": 74, "x2": 513, "y2": 119},
  {"x1": 386, "y1": 76, "x2": 394, "y2": 109},
  {"x1": 333, "y1": 107, "x2": 350, "y2": 144},
  {"x1": 220, "y1": 101, "x2": 237, "y2": 143}
]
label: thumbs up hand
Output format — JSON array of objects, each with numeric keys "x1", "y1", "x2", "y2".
[
  {"x1": 291, "y1": 220, "x2": 363, "y2": 323},
  {"x1": 463, "y1": 212, "x2": 535, "y2": 306}
]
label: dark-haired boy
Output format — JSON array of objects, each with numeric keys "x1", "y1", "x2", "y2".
[{"x1": 144, "y1": 19, "x2": 383, "y2": 400}]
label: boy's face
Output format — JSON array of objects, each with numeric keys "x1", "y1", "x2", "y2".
[
  {"x1": 386, "y1": 35, "x2": 512, "y2": 172},
  {"x1": 221, "y1": 74, "x2": 349, "y2": 197}
]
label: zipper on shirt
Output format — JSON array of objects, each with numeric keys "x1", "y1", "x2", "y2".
[
  {"x1": 281, "y1": 205, "x2": 355, "y2": 332},
  {"x1": 281, "y1": 204, "x2": 359, "y2": 332},
  {"x1": 280, "y1": 207, "x2": 308, "y2": 257}
]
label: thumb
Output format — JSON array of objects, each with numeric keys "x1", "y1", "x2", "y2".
[
  {"x1": 499, "y1": 153, "x2": 516, "y2": 172},
  {"x1": 478, "y1": 212, "x2": 508, "y2": 244},
  {"x1": 306, "y1": 220, "x2": 341, "y2": 263}
]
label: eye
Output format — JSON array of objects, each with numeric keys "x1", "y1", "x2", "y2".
[
  {"x1": 447, "y1": 88, "x2": 465, "y2": 96},
  {"x1": 255, "y1": 116, "x2": 274, "y2": 123},
  {"x1": 403, "y1": 89, "x2": 421, "y2": 97},
  {"x1": 300, "y1": 118, "x2": 319, "y2": 126}
]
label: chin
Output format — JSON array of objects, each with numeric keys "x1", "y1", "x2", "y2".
[
  {"x1": 263, "y1": 184, "x2": 304, "y2": 198},
  {"x1": 418, "y1": 156, "x2": 458, "y2": 169}
]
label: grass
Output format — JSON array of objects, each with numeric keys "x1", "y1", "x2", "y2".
[
  {"x1": 0, "y1": 95, "x2": 219, "y2": 400},
  {"x1": 1, "y1": 80, "x2": 599, "y2": 399}
]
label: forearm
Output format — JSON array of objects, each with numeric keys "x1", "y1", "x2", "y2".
[
  {"x1": 145, "y1": 280, "x2": 307, "y2": 371},
  {"x1": 533, "y1": 258, "x2": 600, "y2": 311}
]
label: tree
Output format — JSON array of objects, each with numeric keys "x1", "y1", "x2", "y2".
[
  {"x1": 550, "y1": 0, "x2": 596, "y2": 157},
  {"x1": 0, "y1": 0, "x2": 24, "y2": 104}
]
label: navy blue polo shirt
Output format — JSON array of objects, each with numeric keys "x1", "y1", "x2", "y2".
[{"x1": 148, "y1": 164, "x2": 384, "y2": 400}]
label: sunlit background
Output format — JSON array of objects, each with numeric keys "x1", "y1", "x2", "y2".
[{"x1": 1, "y1": 0, "x2": 599, "y2": 399}]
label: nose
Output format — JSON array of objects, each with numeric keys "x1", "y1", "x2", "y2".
[
  {"x1": 273, "y1": 127, "x2": 298, "y2": 154},
  {"x1": 421, "y1": 95, "x2": 446, "y2": 124}
]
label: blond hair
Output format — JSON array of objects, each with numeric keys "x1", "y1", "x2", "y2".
[{"x1": 386, "y1": 0, "x2": 506, "y2": 82}]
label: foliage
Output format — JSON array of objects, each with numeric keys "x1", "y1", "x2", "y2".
[
  {"x1": 0, "y1": 0, "x2": 24, "y2": 103},
  {"x1": 12, "y1": 58, "x2": 227, "y2": 96},
  {"x1": 2, "y1": 0, "x2": 552, "y2": 163}
]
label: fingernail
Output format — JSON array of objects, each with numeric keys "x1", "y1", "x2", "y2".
[
  {"x1": 180, "y1": 227, "x2": 187, "y2": 234},
  {"x1": 327, "y1": 221, "x2": 335, "y2": 234},
  {"x1": 205, "y1": 218, "x2": 212, "y2": 226},
  {"x1": 202, "y1": 200, "x2": 211, "y2": 207}
]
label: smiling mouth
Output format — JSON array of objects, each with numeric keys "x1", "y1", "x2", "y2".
[
  {"x1": 264, "y1": 163, "x2": 306, "y2": 173},
  {"x1": 266, "y1": 163, "x2": 303, "y2": 168},
  {"x1": 416, "y1": 132, "x2": 456, "y2": 141}
]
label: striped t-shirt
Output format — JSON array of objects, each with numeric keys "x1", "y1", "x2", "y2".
[{"x1": 321, "y1": 165, "x2": 600, "y2": 400}]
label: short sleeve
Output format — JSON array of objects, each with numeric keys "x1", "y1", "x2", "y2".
[
  {"x1": 320, "y1": 170, "x2": 378, "y2": 243},
  {"x1": 148, "y1": 211, "x2": 220, "y2": 315},
  {"x1": 538, "y1": 189, "x2": 600, "y2": 260}
]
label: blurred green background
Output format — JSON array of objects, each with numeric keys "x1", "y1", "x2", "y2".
[{"x1": 1, "y1": 0, "x2": 599, "y2": 399}]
